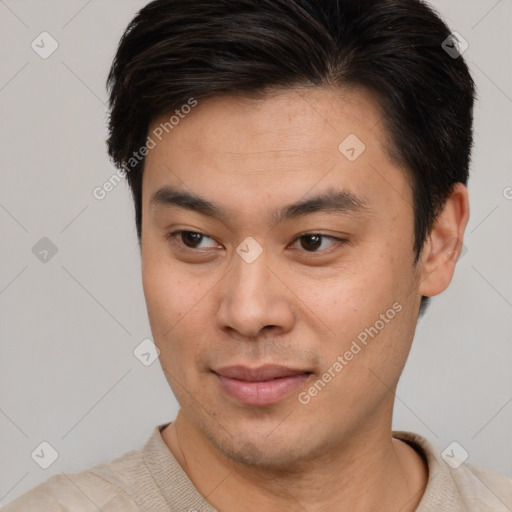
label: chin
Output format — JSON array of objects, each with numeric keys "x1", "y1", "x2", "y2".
[
  {"x1": 207, "y1": 425, "x2": 311, "y2": 468},
  {"x1": 224, "y1": 441, "x2": 305, "y2": 468}
]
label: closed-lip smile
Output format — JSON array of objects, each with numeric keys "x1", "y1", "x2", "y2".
[{"x1": 213, "y1": 364, "x2": 313, "y2": 406}]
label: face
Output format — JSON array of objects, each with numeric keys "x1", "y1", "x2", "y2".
[{"x1": 141, "y1": 87, "x2": 424, "y2": 467}]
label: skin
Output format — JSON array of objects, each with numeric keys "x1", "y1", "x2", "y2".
[{"x1": 140, "y1": 86, "x2": 469, "y2": 512}]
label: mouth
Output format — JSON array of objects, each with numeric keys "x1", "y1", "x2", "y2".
[{"x1": 212, "y1": 365, "x2": 314, "y2": 406}]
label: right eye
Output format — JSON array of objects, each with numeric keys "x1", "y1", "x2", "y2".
[{"x1": 166, "y1": 230, "x2": 220, "y2": 250}]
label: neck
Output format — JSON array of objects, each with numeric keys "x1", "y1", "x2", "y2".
[{"x1": 162, "y1": 411, "x2": 428, "y2": 512}]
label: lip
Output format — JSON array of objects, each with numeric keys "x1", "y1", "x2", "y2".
[{"x1": 213, "y1": 365, "x2": 313, "y2": 406}]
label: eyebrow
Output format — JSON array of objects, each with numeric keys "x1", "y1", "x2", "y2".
[{"x1": 149, "y1": 185, "x2": 373, "y2": 225}]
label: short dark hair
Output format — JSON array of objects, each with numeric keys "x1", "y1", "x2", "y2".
[{"x1": 106, "y1": 0, "x2": 476, "y2": 317}]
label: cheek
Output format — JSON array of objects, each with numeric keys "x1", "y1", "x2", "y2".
[
  {"x1": 142, "y1": 240, "x2": 196, "y2": 324},
  {"x1": 142, "y1": 263, "x2": 178, "y2": 327},
  {"x1": 310, "y1": 256, "x2": 410, "y2": 356},
  {"x1": 305, "y1": 268, "x2": 377, "y2": 326},
  {"x1": 141, "y1": 256, "x2": 188, "y2": 357},
  {"x1": 141, "y1": 255, "x2": 210, "y2": 368}
]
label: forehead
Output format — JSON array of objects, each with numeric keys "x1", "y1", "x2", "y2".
[
  {"x1": 148, "y1": 86, "x2": 391, "y2": 156},
  {"x1": 142, "y1": 86, "x2": 412, "y2": 222}
]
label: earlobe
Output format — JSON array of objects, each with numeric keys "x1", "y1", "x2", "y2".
[{"x1": 418, "y1": 183, "x2": 470, "y2": 298}]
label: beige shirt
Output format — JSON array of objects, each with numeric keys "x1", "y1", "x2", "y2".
[{"x1": 3, "y1": 422, "x2": 512, "y2": 511}]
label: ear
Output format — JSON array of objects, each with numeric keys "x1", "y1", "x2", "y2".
[{"x1": 418, "y1": 183, "x2": 470, "y2": 298}]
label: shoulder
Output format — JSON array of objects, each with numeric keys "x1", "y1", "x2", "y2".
[
  {"x1": 2, "y1": 448, "x2": 144, "y2": 512},
  {"x1": 450, "y1": 461, "x2": 512, "y2": 511},
  {"x1": 393, "y1": 430, "x2": 512, "y2": 511}
]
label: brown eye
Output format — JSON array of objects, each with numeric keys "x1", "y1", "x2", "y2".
[
  {"x1": 166, "y1": 230, "x2": 218, "y2": 250},
  {"x1": 300, "y1": 234, "x2": 323, "y2": 251},
  {"x1": 181, "y1": 231, "x2": 204, "y2": 248},
  {"x1": 292, "y1": 233, "x2": 348, "y2": 254}
]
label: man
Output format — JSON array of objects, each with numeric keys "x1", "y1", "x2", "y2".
[{"x1": 5, "y1": 0, "x2": 512, "y2": 510}]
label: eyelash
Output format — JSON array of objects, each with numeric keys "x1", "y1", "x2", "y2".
[{"x1": 165, "y1": 230, "x2": 349, "y2": 255}]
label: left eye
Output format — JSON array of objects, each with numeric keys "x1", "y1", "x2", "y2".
[{"x1": 291, "y1": 233, "x2": 343, "y2": 253}]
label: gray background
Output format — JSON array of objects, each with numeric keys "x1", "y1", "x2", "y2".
[{"x1": 1, "y1": 0, "x2": 511, "y2": 505}]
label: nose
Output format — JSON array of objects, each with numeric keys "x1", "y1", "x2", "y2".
[{"x1": 215, "y1": 240, "x2": 295, "y2": 339}]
